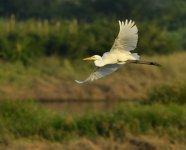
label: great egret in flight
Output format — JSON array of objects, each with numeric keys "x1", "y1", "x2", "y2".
[{"x1": 75, "y1": 20, "x2": 160, "y2": 84}]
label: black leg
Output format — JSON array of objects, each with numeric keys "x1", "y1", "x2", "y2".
[{"x1": 126, "y1": 60, "x2": 161, "y2": 67}]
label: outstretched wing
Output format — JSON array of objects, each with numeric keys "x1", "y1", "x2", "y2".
[
  {"x1": 75, "y1": 64, "x2": 122, "y2": 84},
  {"x1": 110, "y1": 20, "x2": 138, "y2": 52}
]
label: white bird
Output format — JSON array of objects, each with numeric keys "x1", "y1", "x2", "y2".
[{"x1": 75, "y1": 20, "x2": 160, "y2": 84}]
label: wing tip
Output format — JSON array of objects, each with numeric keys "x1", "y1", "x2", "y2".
[
  {"x1": 75, "y1": 80, "x2": 84, "y2": 84},
  {"x1": 118, "y1": 19, "x2": 137, "y2": 30},
  {"x1": 125, "y1": 19, "x2": 135, "y2": 26}
]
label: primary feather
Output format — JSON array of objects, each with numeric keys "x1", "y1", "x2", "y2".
[
  {"x1": 75, "y1": 64, "x2": 122, "y2": 84},
  {"x1": 110, "y1": 20, "x2": 138, "y2": 52}
]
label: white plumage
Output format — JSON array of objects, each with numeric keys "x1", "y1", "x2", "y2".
[
  {"x1": 75, "y1": 64, "x2": 122, "y2": 84},
  {"x1": 111, "y1": 20, "x2": 138, "y2": 52},
  {"x1": 75, "y1": 20, "x2": 159, "y2": 84}
]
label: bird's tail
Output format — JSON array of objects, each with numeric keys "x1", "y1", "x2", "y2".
[{"x1": 132, "y1": 53, "x2": 140, "y2": 60}]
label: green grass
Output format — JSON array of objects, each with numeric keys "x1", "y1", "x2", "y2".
[
  {"x1": 0, "y1": 100, "x2": 185, "y2": 143},
  {"x1": 146, "y1": 82, "x2": 186, "y2": 104},
  {"x1": 0, "y1": 56, "x2": 92, "y2": 85}
]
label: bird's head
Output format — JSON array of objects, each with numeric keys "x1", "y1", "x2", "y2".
[
  {"x1": 83, "y1": 55, "x2": 102, "y2": 61},
  {"x1": 83, "y1": 55, "x2": 104, "y2": 67}
]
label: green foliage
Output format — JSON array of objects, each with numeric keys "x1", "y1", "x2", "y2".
[
  {"x1": 0, "y1": 100, "x2": 48, "y2": 136},
  {"x1": 0, "y1": 100, "x2": 72, "y2": 141},
  {"x1": 1, "y1": 0, "x2": 185, "y2": 31},
  {"x1": 0, "y1": 18, "x2": 183, "y2": 63},
  {"x1": 137, "y1": 22, "x2": 181, "y2": 55},
  {"x1": 0, "y1": 0, "x2": 185, "y2": 63},
  {"x1": 0, "y1": 100, "x2": 185, "y2": 142},
  {"x1": 146, "y1": 83, "x2": 186, "y2": 104}
]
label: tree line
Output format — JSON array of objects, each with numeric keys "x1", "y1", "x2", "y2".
[
  {"x1": 0, "y1": 0, "x2": 185, "y2": 63},
  {"x1": 0, "y1": 0, "x2": 185, "y2": 29}
]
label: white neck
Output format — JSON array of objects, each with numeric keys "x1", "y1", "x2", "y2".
[{"x1": 94, "y1": 59, "x2": 105, "y2": 67}]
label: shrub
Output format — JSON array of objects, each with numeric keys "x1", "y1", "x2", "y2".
[
  {"x1": 146, "y1": 83, "x2": 186, "y2": 104},
  {"x1": 0, "y1": 100, "x2": 185, "y2": 141},
  {"x1": 137, "y1": 22, "x2": 181, "y2": 55},
  {"x1": 0, "y1": 18, "x2": 183, "y2": 64}
]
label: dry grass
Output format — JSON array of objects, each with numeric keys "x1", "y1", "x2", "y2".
[
  {"x1": 0, "y1": 52, "x2": 185, "y2": 101},
  {"x1": 1, "y1": 136, "x2": 185, "y2": 150}
]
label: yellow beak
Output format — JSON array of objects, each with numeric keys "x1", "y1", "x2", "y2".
[{"x1": 83, "y1": 57, "x2": 93, "y2": 61}]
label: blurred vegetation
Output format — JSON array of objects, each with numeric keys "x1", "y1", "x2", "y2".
[
  {"x1": 0, "y1": 1, "x2": 185, "y2": 146},
  {"x1": 146, "y1": 82, "x2": 186, "y2": 104},
  {"x1": 0, "y1": 0, "x2": 185, "y2": 29},
  {"x1": 0, "y1": 18, "x2": 184, "y2": 64},
  {"x1": 0, "y1": 52, "x2": 186, "y2": 100},
  {"x1": 0, "y1": 97, "x2": 185, "y2": 143},
  {"x1": 0, "y1": 0, "x2": 185, "y2": 63},
  {"x1": 0, "y1": 83, "x2": 186, "y2": 143}
]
